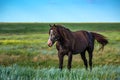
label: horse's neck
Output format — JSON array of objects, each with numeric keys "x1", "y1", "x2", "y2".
[{"x1": 59, "y1": 29, "x2": 74, "y2": 46}]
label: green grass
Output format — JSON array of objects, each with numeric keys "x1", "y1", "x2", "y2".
[
  {"x1": 0, "y1": 65, "x2": 120, "y2": 80},
  {"x1": 0, "y1": 31, "x2": 119, "y2": 67},
  {"x1": 0, "y1": 31, "x2": 120, "y2": 68},
  {"x1": 0, "y1": 23, "x2": 120, "y2": 79},
  {"x1": 0, "y1": 23, "x2": 120, "y2": 33}
]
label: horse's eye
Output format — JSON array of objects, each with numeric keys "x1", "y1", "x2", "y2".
[{"x1": 52, "y1": 31, "x2": 55, "y2": 34}]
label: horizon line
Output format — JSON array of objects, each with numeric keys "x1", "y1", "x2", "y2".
[{"x1": 0, "y1": 22, "x2": 120, "y2": 23}]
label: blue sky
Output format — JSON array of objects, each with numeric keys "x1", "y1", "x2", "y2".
[{"x1": 0, "y1": 0, "x2": 120, "y2": 22}]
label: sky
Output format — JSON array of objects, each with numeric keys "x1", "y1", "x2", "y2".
[{"x1": 0, "y1": 0, "x2": 120, "y2": 22}]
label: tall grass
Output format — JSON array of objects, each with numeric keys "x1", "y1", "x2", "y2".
[{"x1": 0, "y1": 65, "x2": 119, "y2": 80}]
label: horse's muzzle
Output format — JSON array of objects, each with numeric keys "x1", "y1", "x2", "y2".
[{"x1": 47, "y1": 39, "x2": 53, "y2": 47}]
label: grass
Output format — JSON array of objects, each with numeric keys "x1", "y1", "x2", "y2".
[
  {"x1": 0, "y1": 23, "x2": 120, "y2": 33},
  {"x1": 0, "y1": 31, "x2": 119, "y2": 68},
  {"x1": 0, "y1": 23, "x2": 120, "y2": 79},
  {"x1": 0, "y1": 64, "x2": 120, "y2": 80}
]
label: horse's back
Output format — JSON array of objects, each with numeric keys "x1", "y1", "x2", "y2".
[{"x1": 72, "y1": 30, "x2": 89, "y2": 42}]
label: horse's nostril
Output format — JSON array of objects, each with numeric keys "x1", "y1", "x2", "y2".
[{"x1": 47, "y1": 39, "x2": 52, "y2": 47}]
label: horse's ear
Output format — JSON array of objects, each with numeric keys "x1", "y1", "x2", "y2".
[
  {"x1": 49, "y1": 24, "x2": 52, "y2": 27},
  {"x1": 54, "y1": 24, "x2": 56, "y2": 27}
]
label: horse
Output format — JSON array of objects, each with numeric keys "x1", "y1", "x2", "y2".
[{"x1": 47, "y1": 24, "x2": 108, "y2": 71}]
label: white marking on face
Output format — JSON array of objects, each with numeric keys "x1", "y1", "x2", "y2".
[
  {"x1": 51, "y1": 30, "x2": 53, "y2": 35},
  {"x1": 49, "y1": 30, "x2": 55, "y2": 39},
  {"x1": 49, "y1": 30, "x2": 53, "y2": 39},
  {"x1": 48, "y1": 30, "x2": 54, "y2": 47}
]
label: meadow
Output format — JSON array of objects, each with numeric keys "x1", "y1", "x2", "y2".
[{"x1": 0, "y1": 23, "x2": 120, "y2": 80}]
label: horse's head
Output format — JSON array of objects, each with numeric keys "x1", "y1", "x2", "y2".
[{"x1": 47, "y1": 24, "x2": 60, "y2": 47}]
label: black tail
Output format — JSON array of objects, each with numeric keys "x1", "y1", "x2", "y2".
[{"x1": 91, "y1": 32, "x2": 108, "y2": 51}]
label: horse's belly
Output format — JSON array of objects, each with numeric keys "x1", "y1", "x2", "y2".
[
  {"x1": 72, "y1": 50, "x2": 81, "y2": 54},
  {"x1": 72, "y1": 43, "x2": 87, "y2": 54},
  {"x1": 72, "y1": 49, "x2": 85, "y2": 54}
]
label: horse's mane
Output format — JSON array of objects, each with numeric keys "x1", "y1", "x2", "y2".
[
  {"x1": 55, "y1": 24, "x2": 73, "y2": 44},
  {"x1": 55, "y1": 24, "x2": 71, "y2": 32}
]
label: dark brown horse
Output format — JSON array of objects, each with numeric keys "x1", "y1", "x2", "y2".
[{"x1": 47, "y1": 24, "x2": 108, "y2": 71}]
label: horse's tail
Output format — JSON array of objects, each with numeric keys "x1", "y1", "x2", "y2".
[{"x1": 91, "y1": 32, "x2": 108, "y2": 51}]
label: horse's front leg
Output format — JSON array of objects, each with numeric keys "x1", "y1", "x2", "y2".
[
  {"x1": 58, "y1": 52, "x2": 64, "y2": 70},
  {"x1": 67, "y1": 51, "x2": 72, "y2": 70}
]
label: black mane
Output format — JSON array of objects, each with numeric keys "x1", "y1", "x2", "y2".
[{"x1": 55, "y1": 24, "x2": 71, "y2": 32}]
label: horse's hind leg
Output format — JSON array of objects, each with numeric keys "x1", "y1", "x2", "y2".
[
  {"x1": 87, "y1": 47, "x2": 93, "y2": 71},
  {"x1": 80, "y1": 51, "x2": 88, "y2": 70}
]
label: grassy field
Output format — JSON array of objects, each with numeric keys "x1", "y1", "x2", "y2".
[
  {"x1": 0, "y1": 64, "x2": 120, "y2": 80},
  {"x1": 0, "y1": 23, "x2": 120, "y2": 79},
  {"x1": 0, "y1": 23, "x2": 120, "y2": 33}
]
